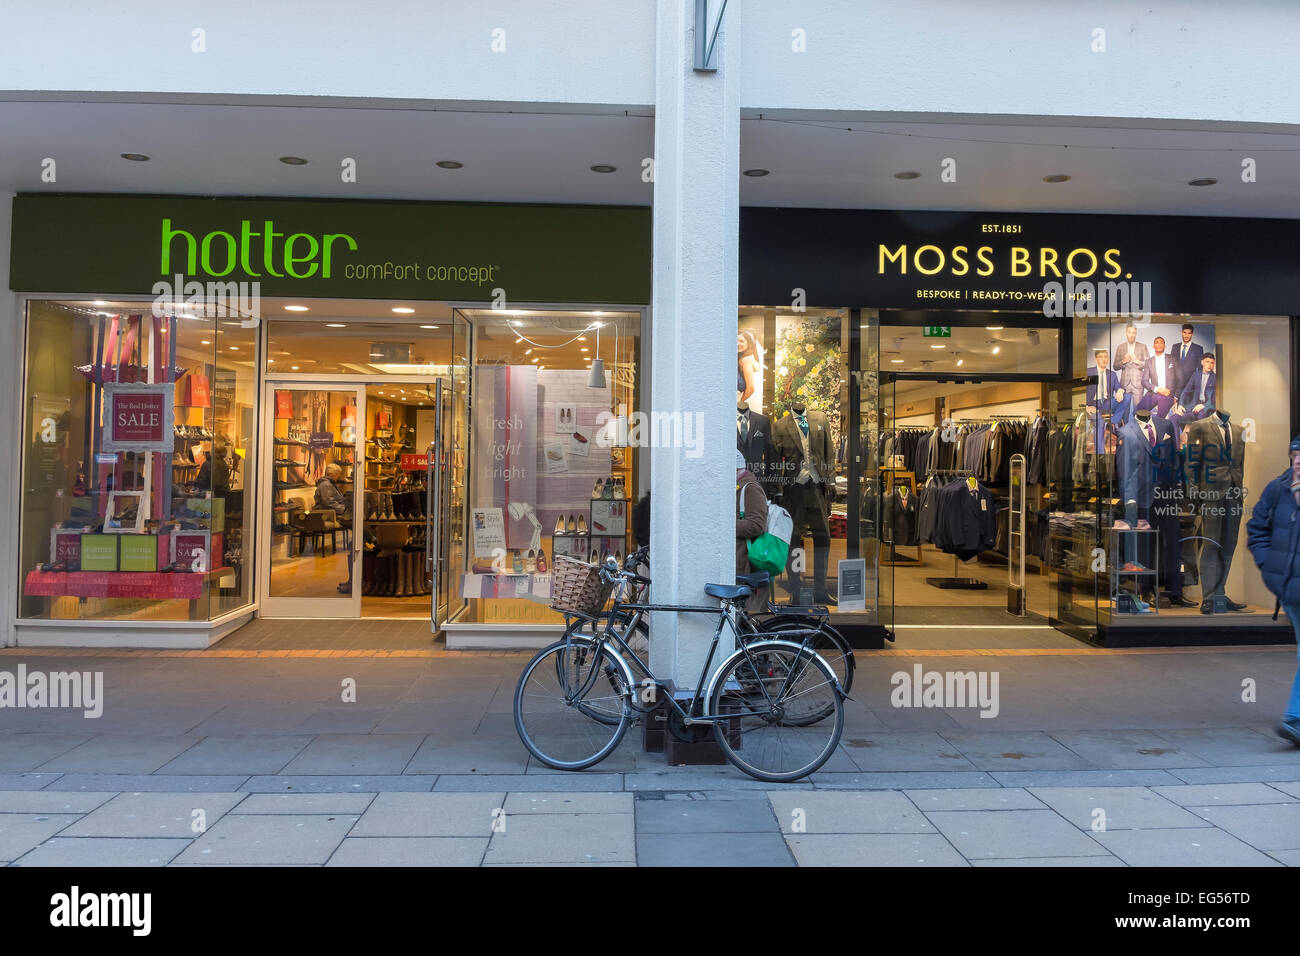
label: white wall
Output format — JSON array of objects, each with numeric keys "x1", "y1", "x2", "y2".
[{"x1": 0, "y1": 194, "x2": 18, "y2": 645}]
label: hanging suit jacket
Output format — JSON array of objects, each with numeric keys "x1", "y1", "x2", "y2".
[
  {"x1": 772, "y1": 409, "x2": 834, "y2": 498},
  {"x1": 932, "y1": 479, "x2": 998, "y2": 560},
  {"x1": 887, "y1": 487, "x2": 918, "y2": 546},
  {"x1": 1184, "y1": 416, "x2": 1245, "y2": 502},
  {"x1": 737, "y1": 409, "x2": 777, "y2": 495}
]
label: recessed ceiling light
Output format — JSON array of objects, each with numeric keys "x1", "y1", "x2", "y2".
[
  {"x1": 93, "y1": 300, "x2": 107, "y2": 306},
  {"x1": 525, "y1": 349, "x2": 533, "y2": 355},
  {"x1": 200, "y1": 340, "x2": 211, "y2": 345},
  {"x1": 930, "y1": 344, "x2": 945, "y2": 349},
  {"x1": 420, "y1": 324, "x2": 439, "y2": 329},
  {"x1": 326, "y1": 323, "x2": 347, "y2": 328},
  {"x1": 985, "y1": 325, "x2": 1004, "y2": 331},
  {"x1": 284, "y1": 305, "x2": 309, "y2": 312},
  {"x1": 578, "y1": 336, "x2": 587, "y2": 341},
  {"x1": 291, "y1": 365, "x2": 299, "y2": 370},
  {"x1": 589, "y1": 164, "x2": 617, "y2": 174},
  {"x1": 992, "y1": 345, "x2": 1001, "y2": 355},
  {"x1": 1188, "y1": 177, "x2": 1217, "y2": 187},
  {"x1": 956, "y1": 358, "x2": 964, "y2": 367},
  {"x1": 436, "y1": 160, "x2": 464, "y2": 169},
  {"x1": 228, "y1": 346, "x2": 239, "y2": 351},
  {"x1": 531, "y1": 357, "x2": 539, "y2": 363},
  {"x1": 279, "y1": 156, "x2": 308, "y2": 166},
  {"x1": 743, "y1": 168, "x2": 770, "y2": 178},
  {"x1": 392, "y1": 307, "x2": 415, "y2": 314},
  {"x1": 1043, "y1": 174, "x2": 1071, "y2": 183},
  {"x1": 890, "y1": 358, "x2": 905, "y2": 364},
  {"x1": 893, "y1": 171, "x2": 921, "y2": 180},
  {"x1": 580, "y1": 348, "x2": 589, "y2": 352},
  {"x1": 120, "y1": 153, "x2": 150, "y2": 162}
]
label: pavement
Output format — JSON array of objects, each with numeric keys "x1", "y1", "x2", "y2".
[{"x1": 0, "y1": 635, "x2": 1298, "y2": 866}]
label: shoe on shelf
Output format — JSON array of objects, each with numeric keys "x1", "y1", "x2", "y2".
[
  {"x1": 1113, "y1": 519, "x2": 1131, "y2": 530},
  {"x1": 554, "y1": 515, "x2": 565, "y2": 536},
  {"x1": 1200, "y1": 602, "x2": 1214, "y2": 615},
  {"x1": 1278, "y1": 719, "x2": 1300, "y2": 746},
  {"x1": 526, "y1": 549, "x2": 537, "y2": 573},
  {"x1": 1223, "y1": 597, "x2": 1248, "y2": 611},
  {"x1": 1167, "y1": 594, "x2": 1197, "y2": 608},
  {"x1": 1136, "y1": 519, "x2": 1152, "y2": 530},
  {"x1": 566, "y1": 515, "x2": 576, "y2": 534},
  {"x1": 577, "y1": 515, "x2": 587, "y2": 534},
  {"x1": 593, "y1": 479, "x2": 604, "y2": 499},
  {"x1": 1120, "y1": 562, "x2": 1147, "y2": 572}
]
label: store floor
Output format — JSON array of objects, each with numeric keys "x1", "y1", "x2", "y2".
[{"x1": 220, "y1": 618, "x2": 440, "y2": 651}]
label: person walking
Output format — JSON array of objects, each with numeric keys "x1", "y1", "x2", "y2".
[
  {"x1": 736, "y1": 450, "x2": 771, "y2": 613},
  {"x1": 1245, "y1": 435, "x2": 1300, "y2": 745}
]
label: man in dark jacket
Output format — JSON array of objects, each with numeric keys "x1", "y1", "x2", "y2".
[{"x1": 1245, "y1": 435, "x2": 1300, "y2": 745}]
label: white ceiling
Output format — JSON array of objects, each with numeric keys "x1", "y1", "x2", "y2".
[{"x1": 2, "y1": 100, "x2": 1299, "y2": 217}]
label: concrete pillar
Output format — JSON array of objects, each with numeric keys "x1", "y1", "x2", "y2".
[
  {"x1": 648, "y1": 0, "x2": 741, "y2": 689},
  {"x1": 0, "y1": 193, "x2": 19, "y2": 646}
]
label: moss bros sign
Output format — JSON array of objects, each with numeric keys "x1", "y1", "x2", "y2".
[
  {"x1": 10, "y1": 194, "x2": 651, "y2": 304},
  {"x1": 740, "y1": 207, "x2": 1300, "y2": 315}
]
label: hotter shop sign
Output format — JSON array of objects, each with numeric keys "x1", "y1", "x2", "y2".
[
  {"x1": 10, "y1": 194, "x2": 651, "y2": 304},
  {"x1": 102, "y1": 384, "x2": 174, "y2": 453}
]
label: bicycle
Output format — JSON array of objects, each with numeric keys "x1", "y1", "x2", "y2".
[
  {"x1": 556, "y1": 547, "x2": 855, "y2": 696},
  {"x1": 514, "y1": 554, "x2": 846, "y2": 783}
]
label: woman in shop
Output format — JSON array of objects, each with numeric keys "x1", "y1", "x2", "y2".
[
  {"x1": 737, "y1": 450, "x2": 771, "y2": 613},
  {"x1": 738, "y1": 329, "x2": 764, "y2": 409}
]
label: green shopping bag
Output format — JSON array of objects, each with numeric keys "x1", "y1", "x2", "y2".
[{"x1": 739, "y1": 483, "x2": 792, "y2": 576}]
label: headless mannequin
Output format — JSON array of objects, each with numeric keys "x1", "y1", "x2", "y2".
[{"x1": 781, "y1": 401, "x2": 834, "y2": 602}]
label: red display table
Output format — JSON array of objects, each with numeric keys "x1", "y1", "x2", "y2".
[{"x1": 24, "y1": 568, "x2": 232, "y2": 601}]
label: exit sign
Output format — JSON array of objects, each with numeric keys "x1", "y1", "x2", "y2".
[{"x1": 922, "y1": 326, "x2": 951, "y2": 337}]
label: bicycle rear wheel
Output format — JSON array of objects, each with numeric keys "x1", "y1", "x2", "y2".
[
  {"x1": 709, "y1": 641, "x2": 844, "y2": 783},
  {"x1": 514, "y1": 638, "x2": 632, "y2": 770},
  {"x1": 754, "y1": 617, "x2": 854, "y2": 695}
]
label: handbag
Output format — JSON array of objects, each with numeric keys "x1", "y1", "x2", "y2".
[{"x1": 739, "y1": 482, "x2": 793, "y2": 576}]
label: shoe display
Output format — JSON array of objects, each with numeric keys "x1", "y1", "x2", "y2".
[
  {"x1": 577, "y1": 515, "x2": 587, "y2": 534},
  {"x1": 512, "y1": 549, "x2": 523, "y2": 573},
  {"x1": 526, "y1": 549, "x2": 536, "y2": 573},
  {"x1": 592, "y1": 519, "x2": 608, "y2": 532},
  {"x1": 602, "y1": 479, "x2": 614, "y2": 500},
  {"x1": 1223, "y1": 597, "x2": 1248, "y2": 611},
  {"x1": 536, "y1": 549, "x2": 548, "y2": 573},
  {"x1": 1113, "y1": 519, "x2": 1131, "y2": 530},
  {"x1": 554, "y1": 515, "x2": 566, "y2": 536},
  {"x1": 1167, "y1": 594, "x2": 1197, "y2": 608},
  {"x1": 593, "y1": 479, "x2": 604, "y2": 499},
  {"x1": 566, "y1": 515, "x2": 576, "y2": 534},
  {"x1": 1120, "y1": 562, "x2": 1147, "y2": 572},
  {"x1": 1200, "y1": 602, "x2": 1214, "y2": 615}
]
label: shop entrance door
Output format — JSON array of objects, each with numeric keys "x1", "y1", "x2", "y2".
[{"x1": 258, "y1": 384, "x2": 365, "y2": 617}]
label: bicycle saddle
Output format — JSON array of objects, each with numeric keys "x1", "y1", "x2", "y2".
[
  {"x1": 705, "y1": 583, "x2": 752, "y2": 601},
  {"x1": 736, "y1": 572, "x2": 770, "y2": 589}
]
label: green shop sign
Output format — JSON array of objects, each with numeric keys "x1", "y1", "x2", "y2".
[{"x1": 10, "y1": 194, "x2": 651, "y2": 304}]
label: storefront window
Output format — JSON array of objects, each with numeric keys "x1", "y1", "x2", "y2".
[
  {"x1": 1087, "y1": 314, "x2": 1291, "y2": 627},
  {"x1": 20, "y1": 300, "x2": 257, "y2": 622},
  {"x1": 455, "y1": 309, "x2": 640, "y2": 625}
]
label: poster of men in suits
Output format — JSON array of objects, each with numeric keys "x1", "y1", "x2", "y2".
[{"x1": 1088, "y1": 321, "x2": 1217, "y2": 432}]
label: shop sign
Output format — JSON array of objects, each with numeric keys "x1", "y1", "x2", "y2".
[
  {"x1": 400, "y1": 453, "x2": 429, "y2": 471},
  {"x1": 308, "y1": 432, "x2": 334, "y2": 451},
  {"x1": 102, "y1": 383, "x2": 174, "y2": 454}
]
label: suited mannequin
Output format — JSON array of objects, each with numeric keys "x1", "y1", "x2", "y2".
[
  {"x1": 773, "y1": 403, "x2": 835, "y2": 603},
  {"x1": 1149, "y1": 412, "x2": 1190, "y2": 605},
  {"x1": 737, "y1": 402, "x2": 776, "y2": 497},
  {"x1": 1185, "y1": 410, "x2": 1247, "y2": 613}
]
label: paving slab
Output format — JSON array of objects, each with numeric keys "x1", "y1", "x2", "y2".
[
  {"x1": 1027, "y1": 787, "x2": 1209, "y2": 831},
  {"x1": 240, "y1": 775, "x2": 433, "y2": 793},
  {"x1": 767, "y1": 790, "x2": 934, "y2": 834},
  {"x1": 811, "y1": 771, "x2": 997, "y2": 790},
  {"x1": 0, "y1": 733, "x2": 93, "y2": 772},
  {"x1": 990, "y1": 769, "x2": 1181, "y2": 788},
  {"x1": 233, "y1": 793, "x2": 377, "y2": 814},
  {"x1": 837, "y1": 731, "x2": 980, "y2": 772},
  {"x1": 483, "y1": 812, "x2": 635, "y2": 864},
  {"x1": 12, "y1": 837, "x2": 191, "y2": 867},
  {"x1": 1153, "y1": 728, "x2": 1300, "y2": 766},
  {"x1": 926, "y1": 809, "x2": 1110, "y2": 860},
  {"x1": 938, "y1": 732, "x2": 1098, "y2": 771},
  {"x1": 36, "y1": 735, "x2": 200, "y2": 774},
  {"x1": 1093, "y1": 827, "x2": 1283, "y2": 866},
  {"x1": 786, "y1": 833, "x2": 968, "y2": 866},
  {"x1": 636, "y1": 797, "x2": 778, "y2": 834},
  {"x1": 1166, "y1": 765, "x2": 1300, "y2": 785},
  {"x1": 904, "y1": 788, "x2": 1046, "y2": 812},
  {"x1": 969, "y1": 855, "x2": 1126, "y2": 867},
  {"x1": 326, "y1": 837, "x2": 488, "y2": 866},
  {"x1": 1188, "y1": 803, "x2": 1300, "y2": 851},
  {"x1": 404, "y1": 736, "x2": 529, "y2": 775},
  {"x1": 1047, "y1": 730, "x2": 1212, "y2": 769},
  {"x1": 351, "y1": 792, "x2": 505, "y2": 837},
  {"x1": 502, "y1": 792, "x2": 632, "y2": 815},
  {"x1": 62, "y1": 791, "x2": 247, "y2": 838},
  {"x1": 1267, "y1": 849, "x2": 1300, "y2": 865},
  {"x1": 637, "y1": 831, "x2": 793, "y2": 866},
  {"x1": 1151, "y1": 783, "x2": 1296, "y2": 806},
  {"x1": 0, "y1": 814, "x2": 80, "y2": 859},
  {"x1": 1269, "y1": 780, "x2": 1300, "y2": 798},
  {"x1": 0, "y1": 774, "x2": 63, "y2": 791},
  {"x1": 435, "y1": 774, "x2": 620, "y2": 792},
  {"x1": 279, "y1": 734, "x2": 425, "y2": 774},
  {"x1": 50, "y1": 774, "x2": 247, "y2": 793},
  {"x1": 157, "y1": 736, "x2": 313, "y2": 775},
  {"x1": 173, "y1": 813, "x2": 360, "y2": 865},
  {"x1": 0, "y1": 791, "x2": 116, "y2": 813}
]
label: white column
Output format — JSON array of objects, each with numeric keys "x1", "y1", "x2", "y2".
[
  {"x1": 648, "y1": 0, "x2": 741, "y2": 690},
  {"x1": 0, "y1": 193, "x2": 20, "y2": 646}
]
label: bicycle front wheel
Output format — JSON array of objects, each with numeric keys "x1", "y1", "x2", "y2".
[
  {"x1": 514, "y1": 639, "x2": 632, "y2": 771},
  {"x1": 709, "y1": 641, "x2": 844, "y2": 783}
]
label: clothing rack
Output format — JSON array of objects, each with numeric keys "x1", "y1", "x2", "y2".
[{"x1": 924, "y1": 468, "x2": 992, "y2": 591}]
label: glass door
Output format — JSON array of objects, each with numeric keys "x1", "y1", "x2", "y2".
[{"x1": 258, "y1": 383, "x2": 364, "y2": 617}]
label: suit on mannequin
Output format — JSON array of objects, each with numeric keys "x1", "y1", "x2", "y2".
[
  {"x1": 772, "y1": 405, "x2": 835, "y2": 603},
  {"x1": 1185, "y1": 411, "x2": 1247, "y2": 612},
  {"x1": 737, "y1": 403, "x2": 776, "y2": 496}
]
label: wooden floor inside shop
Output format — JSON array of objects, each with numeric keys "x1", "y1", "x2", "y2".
[{"x1": 269, "y1": 550, "x2": 433, "y2": 619}]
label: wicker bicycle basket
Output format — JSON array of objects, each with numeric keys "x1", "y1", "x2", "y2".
[{"x1": 549, "y1": 555, "x2": 613, "y2": 616}]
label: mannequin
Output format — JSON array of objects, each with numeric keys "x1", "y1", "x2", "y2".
[
  {"x1": 1146, "y1": 407, "x2": 1191, "y2": 606},
  {"x1": 737, "y1": 400, "x2": 776, "y2": 495},
  {"x1": 773, "y1": 402, "x2": 835, "y2": 603},
  {"x1": 1185, "y1": 408, "x2": 1246, "y2": 613},
  {"x1": 1113, "y1": 407, "x2": 1158, "y2": 609}
]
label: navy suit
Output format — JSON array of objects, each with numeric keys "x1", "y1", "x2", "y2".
[
  {"x1": 1086, "y1": 368, "x2": 1123, "y2": 410},
  {"x1": 1178, "y1": 369, "x2": 1216, "y2": 417},
  {"x1": 1172, "y1": 340, "x2": 1204, "y2": 391},
  {"x1": 1137, "y1": 353, "x2": 1180, "y2": 418}
]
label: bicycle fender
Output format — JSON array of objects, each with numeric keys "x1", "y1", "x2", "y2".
[
  {"x1": 705, "y1": 639, "x2": 846, "y2": 704},
  {"x1": 557, "y1": 635, "x2": 639, "y2": 712}
]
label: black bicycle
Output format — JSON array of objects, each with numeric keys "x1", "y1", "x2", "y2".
[{"x1": 513, "y1": 555, "x2": 846, "y2": 782}]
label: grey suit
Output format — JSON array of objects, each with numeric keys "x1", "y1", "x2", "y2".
[
  {"x1": 771, "y1": 410, "x2": 834, "y2": 598},
  {"x1": 1112, "y1": 340, "x2": 1150, "y2": 402},
  {"x1": 1184, "y1": 416, "x2": 1246, "y2": 601}
]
